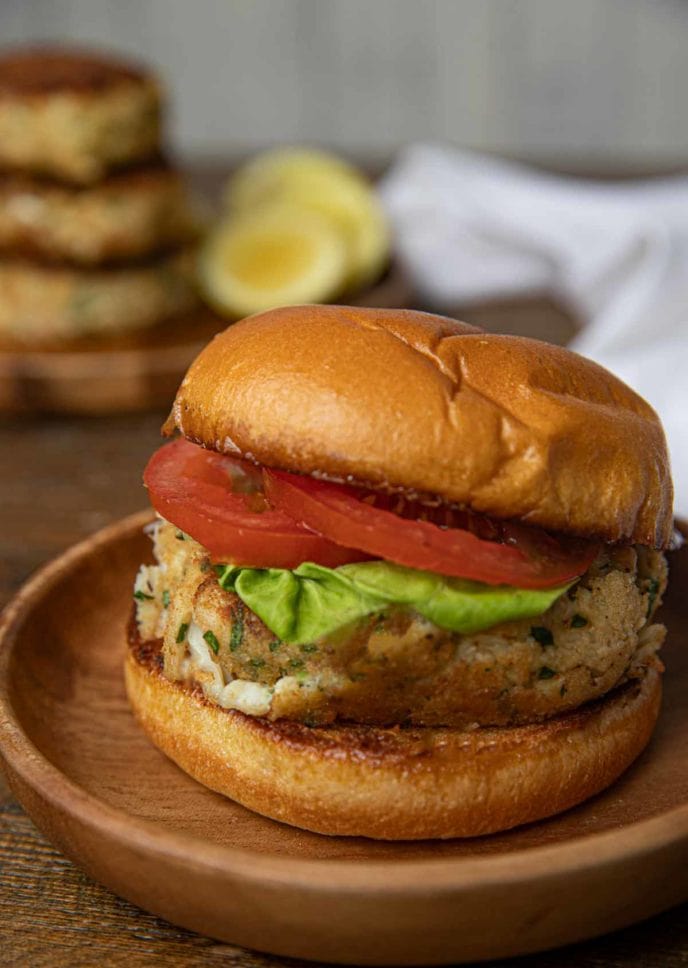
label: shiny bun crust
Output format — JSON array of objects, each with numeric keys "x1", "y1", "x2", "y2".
[
  {"x1": 125, "y1": 640, "x2": 661, "y2": 840},
  {"x1": 165, "y1": 305, "x2": 673, "y2": 547}
]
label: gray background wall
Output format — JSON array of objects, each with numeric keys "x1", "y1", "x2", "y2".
[{"x1": 2, "y1": 0, "x2": 688, "y2": 163}]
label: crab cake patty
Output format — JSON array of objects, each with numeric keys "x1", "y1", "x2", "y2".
[
  {"x1": 0, "y1": 250, "x2": 198, "y2": 341},
  {"x1": 135, "y1": 520, "x2": 667, "y2": 728},
  {"x1": 0, "y1": 165, "x2": 199, "y2": 265},
  {"x1": 0, "y1": 48, "x2": 161, "y2": 184}
]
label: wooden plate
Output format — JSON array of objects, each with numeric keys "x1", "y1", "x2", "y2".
[
  {"x1": 1, "y1": 512, "x2": 688, "y2": 965},
  {"x1": 0, "y1": 263, "x2": 413, "y2": 415}
]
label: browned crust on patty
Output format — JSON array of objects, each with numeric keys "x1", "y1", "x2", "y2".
[
  {"x1": 128, "y1": 615, "x2": 165, "y2": 671},
  {"x1": 0, "y1": 155, "x2": 170, "y2": 200},
  {"x1": 125, "y1": 622, "x2": 663, "y2": 838},
  {"x1": 0, "y1": 47, "x2": 152, "y2": 96},
  {"x1": 0, "y1": 157, "x2": 170, "y2": 190}
]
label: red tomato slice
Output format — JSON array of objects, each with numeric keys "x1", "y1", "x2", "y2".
[
  {"x1": 144, "y1": 439, "x2": 368, "y2": 569},
  {"x1": 263, "y1": 469, "x2": 598, "y2": 588}
]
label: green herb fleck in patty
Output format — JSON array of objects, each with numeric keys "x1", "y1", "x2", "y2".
[
  {"x1": 646, "y1": 578, "x2": 660, "y2": 618},
  {"x1": 203, "y1": 630, "x2": 221, "y2": 654},
  {"x1": 230, "y1": 605, "x2": 244, "y2": 652}
]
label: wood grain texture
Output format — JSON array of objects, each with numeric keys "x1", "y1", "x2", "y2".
[
  {"x1": 0, "y1": 247, "x2": 687, "y2": 963},
  {"x1": 2, "y1": 793, "x2": 688, "y2": 968}
]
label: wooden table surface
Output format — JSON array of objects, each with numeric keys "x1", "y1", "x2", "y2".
[{"x1": 2, "y1": 167, "x2": 688, "y2": 965}]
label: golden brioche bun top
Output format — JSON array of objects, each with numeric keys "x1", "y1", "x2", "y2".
[{"x1": 164, "y1": 305, "x2": 673, "y2": 547}]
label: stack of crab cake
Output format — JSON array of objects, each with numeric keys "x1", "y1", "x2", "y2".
[{"x1": 0, "y1": 47, "x2": 199, "y2": 342}]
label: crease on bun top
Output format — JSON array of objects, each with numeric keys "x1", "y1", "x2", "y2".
[{"x1": 163, "y1": 305, "x2": 673, "y2": 548}]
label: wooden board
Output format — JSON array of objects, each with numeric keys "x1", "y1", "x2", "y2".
[
  {"x1": 0, "y1": 264, "x2": 413, "y2": 416},
  {"x1": 1, "y1": 511, "x2": 687, "y2": 964}
]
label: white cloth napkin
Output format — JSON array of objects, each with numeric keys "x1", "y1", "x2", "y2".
[{"x1": 380, "y1": 144, "x2": 688, "y2": 518}]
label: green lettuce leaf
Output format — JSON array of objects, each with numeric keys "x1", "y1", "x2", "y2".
[{"x1": 216, "y1": 560, "x2": 570, "y2": 646}]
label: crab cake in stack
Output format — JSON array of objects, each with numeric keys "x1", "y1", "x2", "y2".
[
  {"x1": 0, "y1": 47, "x2": 160, "y2": 184},
  {"x1": 0, "y1": 249, "x2": 198, "y2": 341},
  {"x1": 0, "y1": 164, "x2": 198, "y2": 266},
  {"x1": 0, "y1": 47, "x2": 199, "y2": 344}
]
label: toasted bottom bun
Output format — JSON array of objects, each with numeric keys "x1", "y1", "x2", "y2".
[{"x1": 125, "y1": 635, "x2": 662, "y2": 840}]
